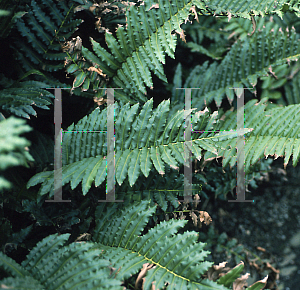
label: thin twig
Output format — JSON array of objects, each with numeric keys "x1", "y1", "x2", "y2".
[{"x1": 249, "y1": 15, "x2": 256, "y2": 36}]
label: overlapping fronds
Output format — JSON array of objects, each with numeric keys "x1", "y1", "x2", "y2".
[
  {"x1": 93, "y1": 200, "x2": 269, "y2": 290},
  {"x1": 180, "y1": 23, "x2": 300, "y2": 109},
  {"x1": 0, "y1": 233, "x2": 123, "y2": 290},
  {"x1": 0, "y1": 201, "x2": 268, "y2": 289},
  {"x1": 64, "y1": 0, "x2": 207, "y2": 102},
  {"x1": 93, "y1": 200, "x2": 230, "y2": 290}
]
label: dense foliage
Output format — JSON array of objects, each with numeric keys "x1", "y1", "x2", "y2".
[{"x1": 1, "y1": 0, "x2": 299, "y2": 289}]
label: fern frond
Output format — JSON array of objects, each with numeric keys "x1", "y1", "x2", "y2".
[
  {"x1": 183, "y1": 24, "x2": 300, "y2": 109},
  {"x1": 0, "y1": 76, "x2": 55, "y2": 119},
  {"x1": 199, "y1": 0, "x2": 300, "y2": 19},
  {"x1": 27, "y1": 98, "x2": 248, "y2": 197},
  {"x1": 204, "y1": 98, "x2": 300, "y2": 170},
  {"x1": 93, "y1": 200, "x2": 230, "y2": 290},
  {"x1": 0, "y1": 233, "x2": 123, "y2": 290},
  {"x1": 6, "y1": 0, "x2": 87, "y2": 99},
  {"x1": 0, "y1": 203, "x2": 263, "y2": 290},
  {"x1": 13, "y1": 0, "x2": 81, "y2": 73},
  {"x1": 65, "y1": 0, "x2": 209, "y2": 102}
]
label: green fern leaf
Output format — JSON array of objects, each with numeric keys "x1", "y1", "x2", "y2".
[
  {"x1": 184, "y1": 25, "x2": 300, "y2": 109},
  {"x1": 0, "y1": 78, "x2": 55, "y2": 119},
  {"x1": 65, "y1": 0, "x2": 209, "y2": 102},
  {"x1": 204, "y1": 98, "x2": 300, "y2": 171},
  {"x1": 116, "y1": 148, "x2": 131, "y2": 185},
  {"x1": 0, "y1": 276, "x2": 44, "y2": 289},
  {"x1": 0, "y1": 117, "x2": 33, "y2": 190},
  {"x1": 128, "y1": 148, "x2": 141, "y2": 186},
  {"x1": 150, "y1": 146, "x2": 165, "y2": 175},
  {"x1": 140, "y1": 146, "x2": 152, "y2": 178},
  {"x1": 0, "y1": 233, "x2": 123, "y2": 290},
  {"x1": 14, "y1": 0, "x2": 81, "y2": 72},
  {"x1": 94, "y1": 200, "x2": 229, "y2": 290},
  {"x1": 200, "y1": 0, "x2": 300, "y2": 19},
  {"x1": 27, "y1": 98, "x2": 251, "y2": 197},
  {"x1": 0, "y1": 252, "x2": 31, "y2": 278}
]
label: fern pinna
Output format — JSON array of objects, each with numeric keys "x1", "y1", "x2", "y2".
[{"x1": 0, "y1": 200, "x2": 269, "y2": 290}]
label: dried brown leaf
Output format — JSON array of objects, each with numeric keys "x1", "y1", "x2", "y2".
[
  {"x1": 135, "y1": 263, "x2": 155, "y2": 290},
  {"x1": 233, "y1": 273, "x2": 250, "y2": 290},
  {"x1": 206, "y1": 261, "x2": 228, "y2": 281},
  {"x1": 189, "y1": 5, "x2": 199, "y2": 23},
  {"x1": 175, "y1": 29, "x2": 186, "y2": 43}
]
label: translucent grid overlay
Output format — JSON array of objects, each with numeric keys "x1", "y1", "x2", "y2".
[
  {"x1": 45, "y1": 87, "x2": 253, "y2": 203},
  {"x1": 46, "y1": 88, "x2": 70, "y2": 202},
  {"x1": 177, "y1": 88, "x2": 253, "y2": 203},
  {"x1": 228, "y1": 88, "x2": 254, "y2": 203}
]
